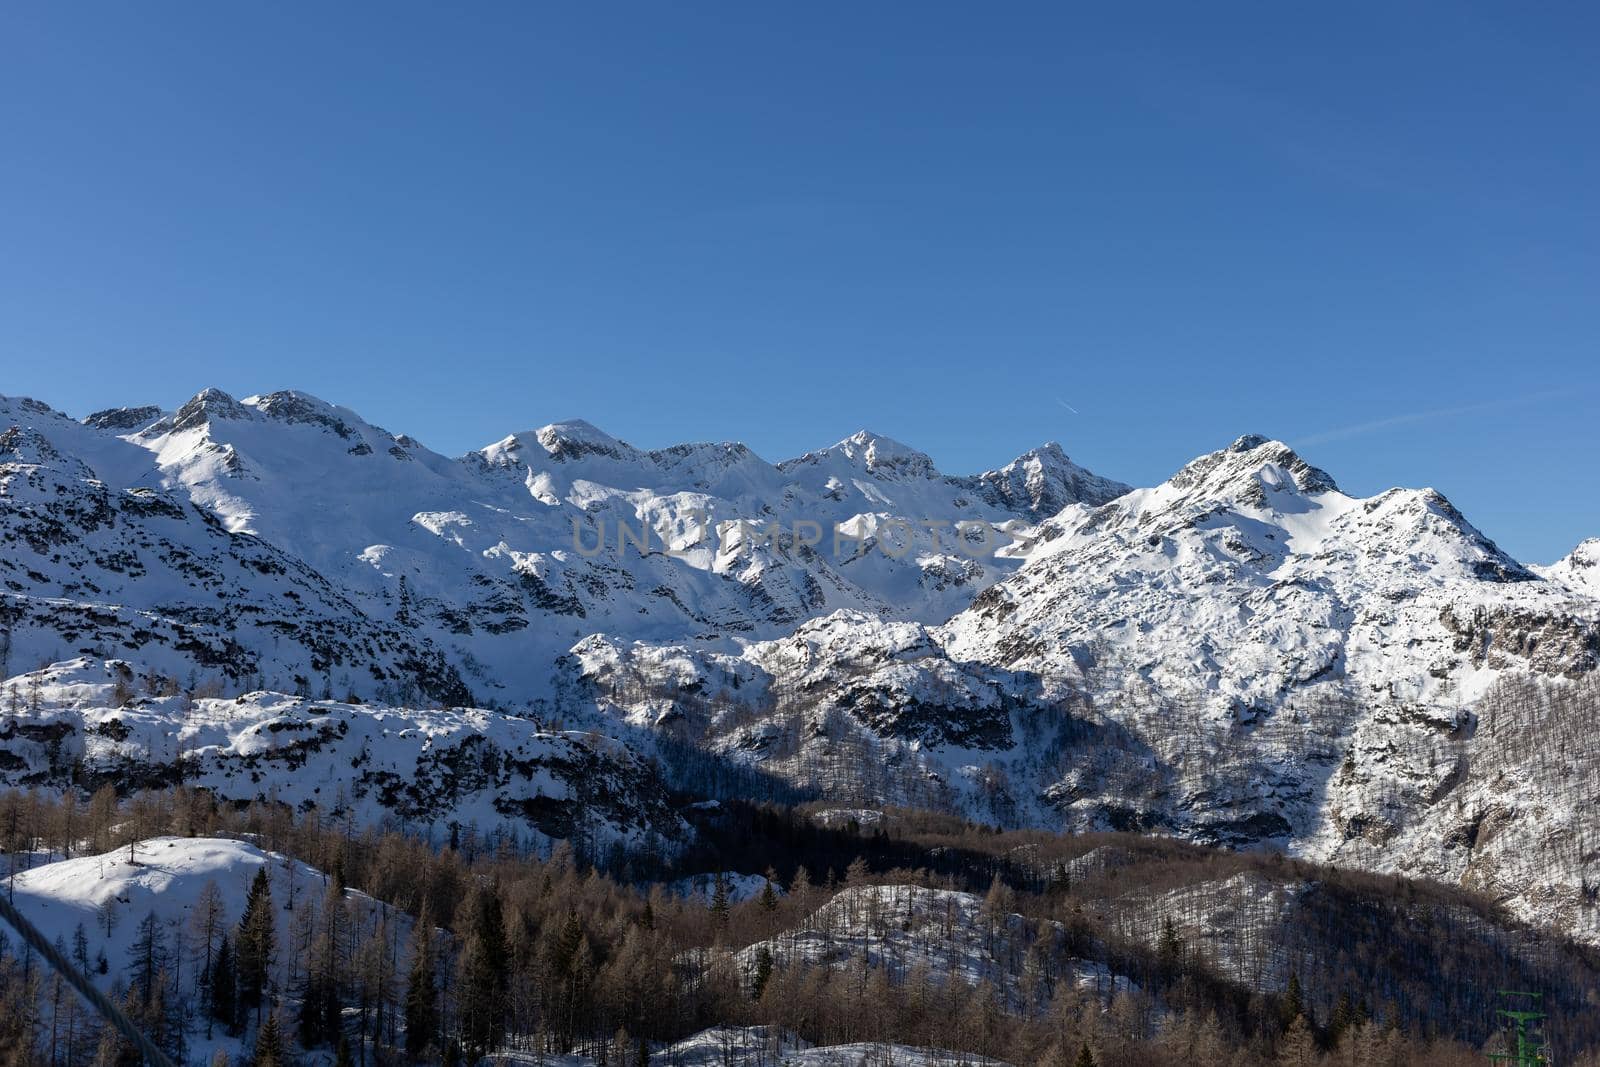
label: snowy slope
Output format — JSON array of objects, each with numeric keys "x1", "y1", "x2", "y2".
[
  {"x1": 0, "y1": 658, "x2": 688, "y2": 850},
  {"x1": 1538, "y1": 538, "x2": 1600, "y2": 598},
  {"x1": 652, "y1": 1028, "x2": 1014, "y2": 1067},
  {"x1": 10, "y1": 836, "x2": 387, "y2": 981},
  {"x1": 730, "y1": 884, "x2": 1126, "y2": 1010},
  {"x1": 131, "y1": 392, "x2": 1127, "y2": 699},
  {"x1": 580, "y1": 437, "x2": 1600, "y2": 941},
  {"x1": 494, "y1": 1027, "x2": 1015, "y2": 1066},
  {"x1": 9, "y1": 836, "x2": 401, "y2": 1066},
  {"x1": 7, "y1": 388, "x2": 1600, "y2": 945},
  {"x1": 2, "y1": 389, "x2": 1127, "y2": 704},
  {"x1": 0, "y1": 403, "x2": 469, "y2": 706}
]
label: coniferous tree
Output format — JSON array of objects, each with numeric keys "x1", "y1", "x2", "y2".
[
  {"x1": 403, "y1": 906, "x2": 438, "y2": 1061},
  {"x1": 751, "y1": 945, "x2": 773, "y2": 1002},
  {"x1": 126, "y1": 911, "x2": 169, "y2": 1008},
  {"x1": 210, "y1": 935, "x2": 238, "y2": 1032},
  {"x1": 236, "y1": 867, "x2": 276, "y2": 1026},
  {"x1": 1279, "y1": 972, "x2": 1305, "y2": 1032},
  {"x1": 457, "y1": 883, "x2": 509, "y2": 1057},
  {"x1": 1157, "y1": 915, "x2": 1184, "y2": 983},
  {"x1": 298, "y1": 881, "x2": 344, "y2": 1049},
  {"x1": 708, "y1": 873, "x2": 730, "y2": 931},
  {"x1": 251, "y1": 1012, "x2": 285, "y2": 1067}
]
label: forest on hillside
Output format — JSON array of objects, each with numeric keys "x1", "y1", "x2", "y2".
[{"x1": 0, "y1": 787, "x2": 1596, "y2": 1066}]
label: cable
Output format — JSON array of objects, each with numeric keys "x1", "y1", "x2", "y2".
[{"x1": 0, "y1": 890, "x2": 178, "y2": 1067}]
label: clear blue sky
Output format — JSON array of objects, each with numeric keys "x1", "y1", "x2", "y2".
[{"x1": 3, "y1": 3, "x2": 1597, "y2": 561}]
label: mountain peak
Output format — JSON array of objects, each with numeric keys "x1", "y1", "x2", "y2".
[
  {"x1": 823, "y1": 430, "x2": 937, "y2": 479},
  {"x1": 974, "y1": 441, "x2": 1131, "y2": 519},
  {"x1": 169, "y1": 387, "x2": 252, "y2": 433},
  {"x1": 82, "y1": 405, "x2": 164, "y2": 432},
  {"x1": 244, "y1": 390, "x2": 368, "y2": 439},
  {"x1": 1541, "y1": 537, "x2": 1600, "y2": 597},
  {"x1": 1170, "y1": 435, "x2": 1338, "y2": 502},
  {"x1": 1229, "y1": 433, "x2": 1271, "y2": 453},
  {"x1": 533, "y1": 419, "x2": 640, "y2": 463}
]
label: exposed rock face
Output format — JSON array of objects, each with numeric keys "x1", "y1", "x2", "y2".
[{"x1": 81, "y1": 405, "x2": 163, "y2": 431}]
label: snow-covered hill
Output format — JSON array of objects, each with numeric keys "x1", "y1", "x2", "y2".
[
  {"x1": 0, "y1": 658, "x2": 686, "y2": 851},
  {"x1": 9, "y1": 836, "x2": 401, "y2": 1066},
  {"x1": 11, "y1": 836, "x2": 386, "y2": 980},
  {"x1": 730, "y1": 884, "x2": 1126, "y2": 1010}
]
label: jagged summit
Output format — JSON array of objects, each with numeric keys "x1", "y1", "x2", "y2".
[
  {"x1": 81, "y1": 404, "x2": 164, "y2": 431},
  {"x1": 243, "y1": 389, "x2": 373, "y2": 437},
  {"x1": 1167, "y1": 434, "x2": 1339, "y2": 502},
  {"x1": 164, "y1": 386, "x2": 253, "y2": 433},
  {"x1": 532, "y1": 418, "x2": 642, "y2": 463},
  {"x1": 778, "y1": 429, "x2": 937, "y2": 480},
  {"x1": 973, "y1": 440, "x2": 1131, "y2": 519}
]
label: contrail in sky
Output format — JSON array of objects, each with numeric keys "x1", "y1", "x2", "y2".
[{"x1": 1294, "y1": 389, "x2": 1568, "y2": 447}]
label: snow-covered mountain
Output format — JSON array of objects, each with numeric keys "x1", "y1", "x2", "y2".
[
  {"x1": 4, "y1": 388, "x2": 1599, "y2": 943},
  {"x1": 576, "y1": 436, "x2": 1600, "y2": 940},
  {"x1": 1539, "y1": 537, "x2": 1600, "y2": 598},
  {"x1": 1, "y1": 390, "x2": 1125, "y2": 705}
]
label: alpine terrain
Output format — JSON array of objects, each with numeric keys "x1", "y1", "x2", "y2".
[{"x1": 2, "y1": 387, "x2": 1597, "y2": 1065}]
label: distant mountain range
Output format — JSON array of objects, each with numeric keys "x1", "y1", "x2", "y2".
[{"x1": 3, "y1": 388, "x2": 1597, "y2": 943}]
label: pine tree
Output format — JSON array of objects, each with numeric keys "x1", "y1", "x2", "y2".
[
  {"x1": 750, "y1": 944, "x2": 773, "y2": 1001},
  {"x1": 1073, "y1": 1043, "x2": 1097, "y2": 1067},
  {"x1": 126, "y1": 911, "x2": 169, "y2": 1008},
  {"x1": 210, "y1": 933, "x2": 238, "y2": 1031},
  {"x1": 1157, "y1": 915, "x2": 1184, "y2": 982},
  {"x1": 190, "y1": 880, "x2": 227, "y2": 1037},
  {"x1": 757, "y1": 878, "x2": 779, "y2": 914},
  {"x1": 236, "y1": 867, "x2": 276, "y2": 1026},
  {"x1": 1329, "y1": 991, "x2": 1359, "y2": 1047},
  {"x1": 708, "y1": 873, "x2": 731, "y2": 931},
  {"x1": 403, "y1": 906, "x2": 438, "y2": 1061},
  {"x1": 457, "y1": 884, "x2": 509, "y2": 1057},
  {"x1": 251, "y1": 1012, "x2": 285, "y2": 1067},
  {"x1": 71, "y1": 923, "x2": 90, "y2": 975},
  {"x1": 298, "y1": 881, "x2": 344, "y2": 1049},
  {"x1": 1278, "y1": 1013, "x2": 1317, "y2": 1067},
  {"x1": 1279, "y1": 972, "x2": 1305, "y2": 1032}
]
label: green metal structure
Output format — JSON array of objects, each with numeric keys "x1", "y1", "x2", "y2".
[{"x1": 1488, "y1": 991, "x2": 1549, "y2": 1066}]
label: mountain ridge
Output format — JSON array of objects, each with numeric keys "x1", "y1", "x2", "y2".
[{"x1": 4, "y1": 386, "x2": 1598, "y2": 947}]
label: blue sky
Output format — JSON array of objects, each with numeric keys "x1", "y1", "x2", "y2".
[{"x1": 3, "y1": 3, "x2": 1597, "y2": 561}]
